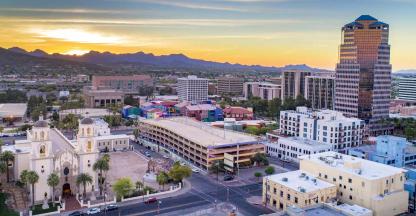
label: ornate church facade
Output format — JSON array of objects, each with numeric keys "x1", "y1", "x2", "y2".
[{"x1": 3, "y1": 118, "x2": 129, "y2": 202}]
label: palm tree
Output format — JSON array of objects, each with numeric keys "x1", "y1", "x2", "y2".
[
  {"x1": 1, "y1": 151, "x2": 15, "y2": 182},
  {"x1": 20, "y1": 169, "x2": 30, "y2": 193},
  {"x1": 76, "y1": 173, "x2": 93, "y2": 199},
  {"x1": 26, "y1": 171, "x2": 39, "y2": 207},
  {"x1": 0, "y1": 139, "x2": 3, "y2": 154},
  {"x1": 156, "y1": 171, "x2": 169, "y2": 190},
  {"x1": 93, "y1": 159, "x2": 109, "y2": 196},
  {"x1": 47, "y1": 173, "x2": 60, "y2": 206},
  {"x1": 0, "y1": 162, "x2": 6, "y2": 187},
  {"x1": 102, "y1": 154, "x2": 110, "y2": 163}
]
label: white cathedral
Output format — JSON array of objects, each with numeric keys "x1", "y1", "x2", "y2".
[{"x1": 3, "y1": 118, "x2": 129, "y2": 202}]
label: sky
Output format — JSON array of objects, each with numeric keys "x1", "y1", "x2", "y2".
[{"x1": 0, "y1": 0, "x2": 415, "y2": 70}]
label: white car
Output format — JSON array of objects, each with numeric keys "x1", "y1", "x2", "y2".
[
  {"x1": 163, "y1": 155, "x2": 169, "y2": 159},
  {"x1": 86, "y1": 208, "x2": 101, "y2": 215},
  {"x1": 192, "y1": 168, "x2": 199, "y2": 173}
]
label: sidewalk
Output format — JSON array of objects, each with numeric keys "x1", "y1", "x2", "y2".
[{"x1": 117, "y1": 179, "x2": 192, "y2": 207}]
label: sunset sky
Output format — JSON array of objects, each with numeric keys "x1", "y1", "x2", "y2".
[{"x1": 0, "y1": 0, "x2": 415, "y2": 70}]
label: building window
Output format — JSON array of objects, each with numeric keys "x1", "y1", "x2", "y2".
[
  {"x1": 349, "y1": 195, "x2": 352, "y2": 200},
  {"x1": 362, "y1": 182, "x2": 365, "y2": 187},
  {"x1": 324, "y1": 175, "x2": 328, "y2": 179},
  {"x1": 280, "y1": 191, "x2": 283, "y2": 197},
  {"x1": 348, "y1": 178, "x2": 352, "y2": 183},
  {"x1": 333, "y1": 178, "x2": 336, "y2": 182},
  {"x1": 339, "y1": 176, "x2": 342, "y2": 180},
  {"x1": 287, "y1": 194, "x2": 290, "y2": 200},
  {"x1": 295, "y1": 197, "x2": 298, "y2": 203}
]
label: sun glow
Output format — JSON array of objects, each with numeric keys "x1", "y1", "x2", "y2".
[
  {"x1": 63, "y1": 49, "x2": 90, "y2": 56},
  {"x1": 32, "y1": 28, "x2": 124, "y2": 44}
]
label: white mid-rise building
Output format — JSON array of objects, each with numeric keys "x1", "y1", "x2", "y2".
[
  {"x1": 177, "y1": 76, "x2": 209, "y2": 103},
  {"x1": 280, "y1": 107, "x2": 365, "y2": 153},
  {"x1": 299, "y1": 151, "x2": 408, "y2": 216},
  {"x1": 265, "y1": 135, "x2": 333, "y2": 163},
  {"x1": 243, "y1": 82, "x2": 281, "y2": 101}
]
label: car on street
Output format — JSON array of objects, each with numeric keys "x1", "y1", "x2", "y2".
[
  {"x1": 163, "y1": 155, "x2": 169, "y2": 159},
  {"x1": 86, "y1": 208, "x2": 101, "y2": 215},
  {"x1": 69, "y1": 211, "x2": 83, "y2": 216},
  {"x1": 191, "y1": 168, "x2": 199, "y2": 173},
  {"x1": 105, "y1": 204, "x2": 118, "y2": 211},
  {"x1": 223, "y1": 175, "x2": 234, "y2": 181},
  {"x1": 144, "y1": 197, "x2": 157, "y2": 204}
]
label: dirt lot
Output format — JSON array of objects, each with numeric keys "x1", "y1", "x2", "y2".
[{"x1": 107, "y1": 151, "x2": 150, "y2": 185}]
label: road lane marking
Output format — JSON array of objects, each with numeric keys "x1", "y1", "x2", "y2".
[{"x1": 123, "y1": 200, "x2": 208, "y2": 216}]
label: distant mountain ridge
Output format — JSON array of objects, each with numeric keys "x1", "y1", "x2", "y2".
[{"x1": 6, "y1": 47, "x2": 329, "y2": 73}]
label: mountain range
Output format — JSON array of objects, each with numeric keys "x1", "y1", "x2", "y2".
[{"x1": 1, "y1": 47, "x2": 331, "y2": 75}]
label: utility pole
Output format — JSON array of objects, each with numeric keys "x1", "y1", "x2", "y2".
[{"x1": 227, "y1": 187, "x2": 230, "y2": 202}]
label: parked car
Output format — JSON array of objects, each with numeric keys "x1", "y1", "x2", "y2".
[
  {"x1": 223, "y1": 175, "x2": 234, "y2": 181},
  {"x1": 144, "y1": 197, "x2": 157, "y2": 204},
  {"x1": 105, "y1": 204, "x2": 118, "y2": 211},
  {"x1": 191, "y1": 168, "x2": 199, "y2": 173},
  {"x1": 86, "y1": 208, "x2": 101, "y2": 215},
  {"x1": 69, "y1": 211, "x2": 83, "y2": 216}
]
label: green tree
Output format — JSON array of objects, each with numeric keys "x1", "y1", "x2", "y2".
[
  {"x1": 0, "y1": 151, "x2": 14, "y2": 182},
  {"x1": 124, "y1": 95, "x2": 138, "y2": 106},
  {"x1": 112, "y1": 177, "x2": 134, "y2": 199},
  {"x1": 267, "y1": 98, "x2": 281, "y2": 119},
  {"x1": 133, "y1": 129, "x2": 140, "y2": 141},
  {"x1": 93, "y1": 158, "x2": 110, "y2": 196},
  {"x1": 0, "y1": 162, "x2": 6, "y2": 183},
  {"x1": 60, "y1": 113, "x2": 79, "y2": 131},
  {"x1": 264, "y1": 166, "x2": 275, "y2": 175},
  {"x1": 168, "y1": 164, "x2": 192, "y2": 183},
  {"x1": 254, "y1": 172, "x2": 262, "y2": 181},
  {"x1": 76, "y1": 173, "x2": 93, "y2": 199},
  {"x1": 156, "y1": 171, "x2": 169, "y2": 190},
  {"x1": 102, "y1": 154, "x2": 111, "y2": 163},
  {"x1": 47, "y1": 173, "x2": 60, "y2": 206},
  {"x1": 20, "y1": 169, "x2": 30, "y2": 192},
  {"x1": 251, "y1": 152, "x2": 269, "y2": 166},
  {"x1": 26, "y1": 171, "x2": 39, "y2": 207}
]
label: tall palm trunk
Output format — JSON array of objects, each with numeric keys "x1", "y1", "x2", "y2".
[
  {"x1": 31, "y1": 183, "x2": 35, "y2": 207},
  {"x1": 6, "y1": 161, "x2": 9, "y2": 182},
  {"x1": 52, "y1": 186, "x2": 55, "y2": 207},
  {"x1": 99, "y1": 170, "x2": 103, "y2": 196},
  {"x1": 83, "y1": 182, "x2": 87, "y2": 199}
]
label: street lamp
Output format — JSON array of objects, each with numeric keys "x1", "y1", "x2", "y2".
[{"x1": 157, "y1": 200, "x2": 162, "y2": 215}]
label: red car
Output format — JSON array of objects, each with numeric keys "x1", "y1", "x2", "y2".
[{"x1": 144, "y1": 197, "x2": 157, "y2": 204}]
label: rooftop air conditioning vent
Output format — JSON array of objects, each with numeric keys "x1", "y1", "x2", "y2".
[{"x1": 282, "y1": 177, "x2": 288, "y2": 182}]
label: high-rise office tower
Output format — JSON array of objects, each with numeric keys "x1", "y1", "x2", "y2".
[
  {"x1": 335, "y1": 15, "x2": 391, "y2": 135},
  {"x1": 305, "y1": 73, "x2": 335, "y2": 110},
  {"x1": 281, "y1": 70, "x2": 311, "y2": 100}
]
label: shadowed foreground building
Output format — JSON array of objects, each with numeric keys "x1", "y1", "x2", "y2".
[{"x1": 335, "y1": 15, "x2": 392, "y2": 135}]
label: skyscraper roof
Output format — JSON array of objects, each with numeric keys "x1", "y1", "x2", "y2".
[{"x1": 355, "y1": 15, "x2": 378, "y2": 21}]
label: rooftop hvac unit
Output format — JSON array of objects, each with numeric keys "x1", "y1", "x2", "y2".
[{"x1": 282, "y1": 177, "x2": 288, "y2": 182}]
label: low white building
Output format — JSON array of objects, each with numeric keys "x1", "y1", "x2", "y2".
[
  {"x1": 280, "y1": 107, "x2": 365, "y2": 153},
  {"x1": 243, "y1": 82, "x2": 281, "y2": 101},
  {"x1": 265, "y1": 135, "x2": 333, "y2": 163}
]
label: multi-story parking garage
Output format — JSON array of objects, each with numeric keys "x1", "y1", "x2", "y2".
[{"x1": 137, "y1": 117, "x2": 265, "y2": 171}]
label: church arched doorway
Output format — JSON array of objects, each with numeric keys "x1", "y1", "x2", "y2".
[{"x1": 62, "y1": 183, "x2": 71, "y2": 197}]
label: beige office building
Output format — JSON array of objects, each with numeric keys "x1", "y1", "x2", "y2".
[
  {"x1": 83, "y1": 87, "x2": 124, "y2": 108},
  {"x1": 263, "y1": 170, "x2": 337, "y2": 211},
  {"x1": 137, "y1": 117, "x2": 265, "y2": 171},
  {"x1": 243, "y1": 82, "x2": 281, "y2": 101},
  {"x1": 281, "y1": 70, "x2": 311, "y2": 100},
  {"x1": 299, "y1": 151, "x2": 408, "y2": 216},
  {"x1": 217, "y1": 77, "x2": 244, "y2": 96}
]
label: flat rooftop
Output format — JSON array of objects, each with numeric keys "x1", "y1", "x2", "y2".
[
  {"x1": 94, "y1": 134, "x2": 130, "y2": 141},
  {"x1": 299, "y1": 151, "x2": 407, "y2": 180},
  {"x1": 141, "y1": 117, "x2": 258, "y2": 148},
  {"x1": 284, "y1": 203, "x2": 372, "y2": 216},
  {"x1": 0, "y1": 103, "x2": 27, "y2": 117},
  {"x1": 278, "y1": 136, "x2": 332, "y2": 149},
  {"x1": 266, "y1": 170, "x2": 335, "y2": 193},
  {"x1": 60, "y1": 108, "x2": 115, "y2": 118}
]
